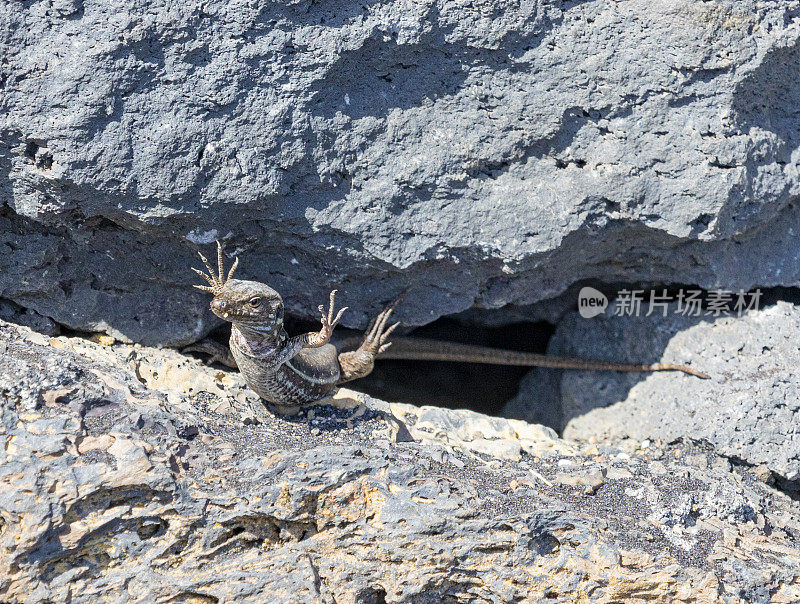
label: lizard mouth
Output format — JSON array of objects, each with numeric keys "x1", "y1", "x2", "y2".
[
  {"x1": 210, "y1": 298, "x2": 237, "y2": 321},
  {"x1": 210, "y1": 300, "x2": 260, "y2": 324}
]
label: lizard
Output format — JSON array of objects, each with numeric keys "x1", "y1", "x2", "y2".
[{"x1": 188, "y1": 242, "x2": 708, "y2": 408}]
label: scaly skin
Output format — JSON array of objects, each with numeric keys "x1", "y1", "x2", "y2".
[
  {"x1": 190, "y1": 242, "x2": 397, "y2": 407},
  {"x1": 189, "y1": 242, "x2": 708, "y2": 407}
]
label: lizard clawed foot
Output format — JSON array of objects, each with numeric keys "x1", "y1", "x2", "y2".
[
  {"x1": 336, "y1": 301, "x2": 400, "y2": 384},
  {"x1": 314, "y1": 289, "x2": 348, "y2": 345},
  {"x1": 192, "y1": 240, "x2": 239, "y2": 295},
  {"x1": 360, "y1": 302, "x2": 400, "y2": 355}
]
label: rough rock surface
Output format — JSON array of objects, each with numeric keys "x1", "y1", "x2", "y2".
[
  {"x1": 506, "y1": 301, "x2": 800, "y2": 484},
  {"x1": 3, "y1": 1, "x2": 800, "y2": 345},
  {"x1": 2, "y1": 320, "x2": 800, "y2": 602}
]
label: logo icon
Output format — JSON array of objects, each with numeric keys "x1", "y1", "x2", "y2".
[{"x1": 578, "y1": 287, "x2": 608, "y2": 318}]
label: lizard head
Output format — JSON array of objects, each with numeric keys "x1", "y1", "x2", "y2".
[{"x1": 192, "y1": 242, "x2": 284, "y2": 332}]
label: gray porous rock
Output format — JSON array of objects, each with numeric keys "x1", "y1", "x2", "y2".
[
  {"x1": 0, "y1": 299, "x2": 60, "y2": 337},
  {"x1": 3, "y1": 1, "x2": 800, "y2": 345},
  {"x1": 2, "y1": 321, "x2": 800, "y2": 602},
  {"x1": 507, "y1": 301, "x2": 800, "y2": 482}
]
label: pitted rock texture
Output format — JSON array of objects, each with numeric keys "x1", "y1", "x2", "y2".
[
  {"x1": 506, "y1": 301, "x2": 800, "y2": 483},
  {"x1": 3, "y1": 1, "x2": 800, "y2": 344},
  {"x1": 2, "y1": 320, "x2": 800, "y2": 602}
]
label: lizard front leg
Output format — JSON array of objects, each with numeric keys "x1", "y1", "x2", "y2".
[
  {"x1": 338, "y1": 303, "x2": 398, "y2": 383},
  {"x1": 303, "y1": 289, "x2": 348, "y2": 347}
]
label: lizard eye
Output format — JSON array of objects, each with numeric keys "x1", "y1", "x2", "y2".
[{"x1": 249, "y1": 297, "x2": 262, "y2": 307}]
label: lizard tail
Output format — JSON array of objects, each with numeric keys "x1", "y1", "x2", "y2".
[
  {"x1": 649, "y1": 362, "x2": 709, "y2": 379},
  {"x1": 345, "y1": 337, "x2": 708, "y2": 378},
  {"x1": 512, "y1": 356, "x2": 709, "y2": 378}
]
